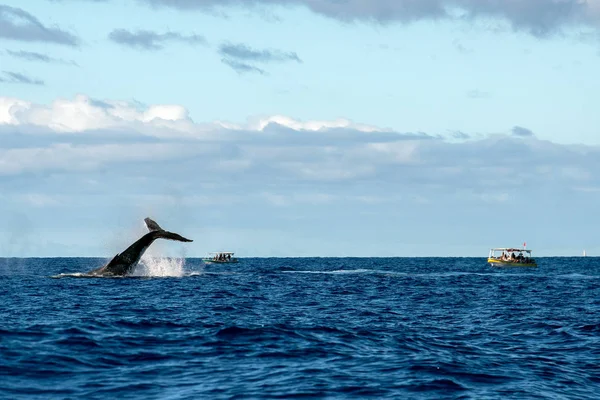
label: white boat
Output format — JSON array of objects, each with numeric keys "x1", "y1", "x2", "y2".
[
  {"x1": 202, "y1": 252, "x2": 239, "y2": 264},
  {"x1": 488, "y1": 248, "x2": 537, "y2": 267}
]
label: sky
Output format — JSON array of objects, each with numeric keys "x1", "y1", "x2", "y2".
[{"x1": 1, "y1": 0, "x2": 600, "y2": 257}]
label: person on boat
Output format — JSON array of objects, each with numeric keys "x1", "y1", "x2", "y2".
[{"x1": 227, "y1": 254, "x2": 231, "y2": 261}]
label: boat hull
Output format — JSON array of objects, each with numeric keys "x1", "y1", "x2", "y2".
[
  {"x1": 202, "y1": 259, "x2": 239, "y2": 264},
  {"x1": 488, "y1": 258, "x2": 537, "y2": 267}
]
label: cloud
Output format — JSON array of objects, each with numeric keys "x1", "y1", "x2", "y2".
[
  {"x1": 4, "y1": 94, "x2": 600, "y2": 257},
  {"x1": 512, "y1": 125, "x2": 535, "y2": 137},
  {"x1": 138, "y1": 0, "x2": 600, "y2": 37},
  {"x1": 252, "y1": 115, "x2": 383, "y2": 132},
  {"x1": 450, "y1": 130, "x2": 470, "y2": 140},
  {"x1": 1, "y1": 94, "x2": 599, "y2": 235},
  {"x1": 221, "y1": 58, "x2": 266, "y2": 75},
  {"x1": 0, "y1": 95, "x2": 192, "y2": 133},
  {"x1": 0, "y1": 71, "x2": 44, "y2": 86},
  {"x1": 0, "y1": 5, "x2": 79, "y2": 46},
  {"x1": 1, "y1": 94, "x2": 599, "y2": 194},
  {"x1": 219, "y1": 43, "x2": 301, "y2": 74},
  {"x1": 0, "y1": 142, "x2": 210, "y2": 176},
  {"x1": 108, "y1": 29, "x2": 206, "y2": 50},
  {"x1": 219, "y1": 43, "x2": 301, "y2": 63},
  {"x1": 5, "y1": 50, "x2": 79, "y2": 66}
]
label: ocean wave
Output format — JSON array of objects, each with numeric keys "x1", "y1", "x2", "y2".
[{"x1": 2, "y1": 257, "x2": 600, "y2": 399}]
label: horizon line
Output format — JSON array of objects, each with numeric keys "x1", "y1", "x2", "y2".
[{"x1": 0, "y1": 255, "x2": 593, "y2": 259}]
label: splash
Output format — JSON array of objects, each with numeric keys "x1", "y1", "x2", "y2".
[
  {"x1": 51, "y1": 272, "x2": 97, "y2": 279},
  {"x1": 133, "y1": 254, "x2": 186, "y2": 277}
]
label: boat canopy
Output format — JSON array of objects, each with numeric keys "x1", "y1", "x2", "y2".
[
  {"x1": 490, "y1": 248, "x2": 531, "y2": 253},
  {"x1": 208, "y1": 252, "x2": 235, "y2": 255}
]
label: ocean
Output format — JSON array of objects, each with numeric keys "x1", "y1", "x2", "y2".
[{"x1": 1, "y1": 257, "x2": 599, "y2": 399}]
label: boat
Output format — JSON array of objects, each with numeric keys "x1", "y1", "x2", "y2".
[
  {"x1": 202, "y1": 252, "x2": 239, "y2": 264},
  {"x1": 488, "y1": 248, "x2": 537, "y2": 267}
]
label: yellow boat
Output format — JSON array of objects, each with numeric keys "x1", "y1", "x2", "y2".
[{"x1": 488, "y1": 248, "x2": 537, "y2": 267}]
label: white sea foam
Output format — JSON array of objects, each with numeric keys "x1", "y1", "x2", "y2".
[
  {"x1": 51, "y1": 272, "x2": 93, "y2": 279},
  {"x1": 133, "y1": 254, "x2": 186, "y2": 277}
]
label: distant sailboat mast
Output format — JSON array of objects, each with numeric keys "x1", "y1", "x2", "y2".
[{"x1": 583, "y1": 249, "x2": 587, "y2": 257}]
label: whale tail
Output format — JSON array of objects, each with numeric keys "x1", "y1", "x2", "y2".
[
  {"x1": 155, "y1": 230, "x2": 193, "y2": 242},
  {"x1": 88, "y1": 217, "x2": 192, "y2": 276},
  {"x1": 144, "y1": 217, "x2": 162, "y2": 232},
  {"x1": 145, "y1": 217, "x2": 193, "y2": 242}
]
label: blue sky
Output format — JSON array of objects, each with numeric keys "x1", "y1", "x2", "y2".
[{"x1": 1, "y1": 0, "x2": 600, "y2": 257}]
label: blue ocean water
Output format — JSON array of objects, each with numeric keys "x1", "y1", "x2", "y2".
[{"x1": 1, "y1": 257, "x2": 599, "y2": 399}]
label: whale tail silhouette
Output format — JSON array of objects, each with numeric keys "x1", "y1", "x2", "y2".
[
  {"x1": 144, "y1": 217, "x2": 193, "y2": 242},
  {"x1": 88, "y1": 217, "x2": 192, "y2": 276},
  {"x1": 154, "y1": 230, "x2": 193, "y2": 243}
]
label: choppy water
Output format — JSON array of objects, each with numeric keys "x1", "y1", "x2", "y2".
[{"x1": 1, "y1": 257, "x2": 599, "y2": 399}]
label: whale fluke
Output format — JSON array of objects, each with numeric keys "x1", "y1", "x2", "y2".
[
  {"x1": 144, "y1": 217, "x2": 162, "y2": 232},
  {"x1": 88, "y1": 217, "x2": 193, "y2": 276},
  {"x1": 155, "y1": 230, "x2": 193, "y2": 243}
]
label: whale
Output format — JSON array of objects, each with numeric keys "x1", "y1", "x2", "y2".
[{"x1": 88, "y1": 217, "x2": 193, "y2": 276}]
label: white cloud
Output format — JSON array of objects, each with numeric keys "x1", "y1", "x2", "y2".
[
  {"x1": 2, "y1": 94, "x2": 600, "y2": 198},
  {"x1": 0, "y1": 95, "x2": 194, "y2": 134},
  {"x1": 0, "y1": 95, "x2": 389, "y2": 137},
  {"x1": 0, "y1": 97, "x2": 29, "y2": 124},
  {"x1": 2, "y1": 94, "x2": 600, "y2": 257},
  {"x1": 249, "y1": 115, "x2": 383, "y2": 132}
]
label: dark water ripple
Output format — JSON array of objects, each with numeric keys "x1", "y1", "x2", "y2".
[{"x1": 1, "y1": 257, "x2": 600, "y2": 399}]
